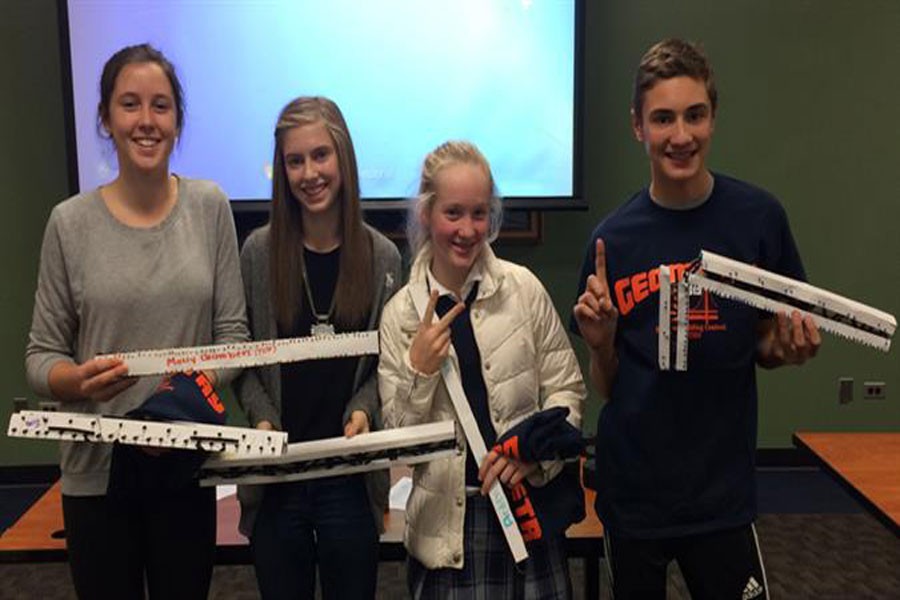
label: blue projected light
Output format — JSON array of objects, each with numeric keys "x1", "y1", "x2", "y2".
[{"x1": 66, "y1": 1, "x2": 577, "y2": 203}]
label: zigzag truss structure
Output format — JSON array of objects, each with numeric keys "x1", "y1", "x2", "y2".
[
  {"x1": 8, "y1": 410, "x2": 288, "y2": 457},
  {"x1": 9, "y1": 331, "x2": 458, "y2": 478},
  {"x1": 658, "y1": 250, "x2": 895, "y2": 371}
]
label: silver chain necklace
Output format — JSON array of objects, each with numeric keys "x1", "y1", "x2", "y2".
[{"x1": 300, "y1": 250, "x2": 337, "y2": 337}]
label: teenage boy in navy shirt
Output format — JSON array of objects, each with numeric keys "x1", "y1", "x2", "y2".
[{"x1": 572, "y1": 39, "x2": 821, "y2": 600}]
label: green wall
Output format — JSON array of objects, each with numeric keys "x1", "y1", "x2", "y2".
[
  {"x1": 1, "y1": 1, "x2": 70, "y2": 466},
  {"x1": 1, "y1": 0, "x2": 897, "y2": 465}
]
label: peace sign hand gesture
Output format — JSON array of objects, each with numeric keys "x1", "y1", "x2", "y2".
[
  {"x1": 573, "y1": 238, "x2": 618, "y2": 351},
  {"x1": 409, "y1": 290, "x2": 465, "y2": 375}
]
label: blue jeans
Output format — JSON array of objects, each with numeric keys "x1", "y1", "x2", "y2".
[{"x1": 251, "y1": 475, "x2": 379, "y2": 600}]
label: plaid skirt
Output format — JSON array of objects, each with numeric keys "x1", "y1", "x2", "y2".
[{"x1": 408, "y1": 494, "x2": 572, "y2": 600}]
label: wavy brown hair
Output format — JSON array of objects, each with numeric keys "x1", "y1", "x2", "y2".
[{"x1": 269, "y1": 96, "x2": 373, "y2": 332}]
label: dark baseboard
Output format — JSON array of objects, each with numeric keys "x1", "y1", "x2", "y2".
[
  {"x1": 582, "y1": 448, "x2": 815, "y2": 490},
  {"x1": 0, "y1": 465, "x2": 60, "y2": 485},
  {"x1": 1, "y1": 450, "x2": 812, "y2": 488},
  {"x1": 756, "y1": 448, "x2": 816, "y2": 468}
]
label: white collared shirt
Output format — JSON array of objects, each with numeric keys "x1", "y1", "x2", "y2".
[{"x1": 426, "y1": 261, "x2": 484, "y2": 303}]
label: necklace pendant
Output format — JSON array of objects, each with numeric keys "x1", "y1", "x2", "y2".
[{"x1": 311, "y1": 322, "x2": 336, "y2": 337}]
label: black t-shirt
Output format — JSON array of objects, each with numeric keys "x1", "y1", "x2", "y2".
[
  {"x1": 280, "y1": 247, "x2": 362, "y2": 443},
  {"x1": 571, "y1": 173, "x2": 805, "y2": 539}
]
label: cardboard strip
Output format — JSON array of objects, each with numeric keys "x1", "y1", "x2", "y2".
[
  {"x1": 658, "y1": 265, "x2": 671, "y2": 370},
  {"x1": 199, "y1": 421, "x2": 459, "y2": 486},
  {"x1": 8, "y1": 410, "x2": 287, "y2": 457},
  {"x1": 660, "y1": 250, "x2": 895, "y2": 371},
  {"x1": 99, "y1": 331, "x2": 379, "y2": 376},
  {"x1": 689, "y1": 274, "x2": 892, "y2": 352},
  {"x1": 674, "y1": 279, "x2": 690, "y2": 371},
  {"x1": 699, "y1": 250, "x2": 895, "y2": 340}
]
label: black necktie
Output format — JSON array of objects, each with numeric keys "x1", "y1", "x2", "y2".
[{"x1": 433, "y1": 281, "x2": 496, "y2": 485}]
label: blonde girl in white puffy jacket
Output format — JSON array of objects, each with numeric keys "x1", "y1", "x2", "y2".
[{"x1": 378, "y1": 141, "x2": 586, "y2": 599}]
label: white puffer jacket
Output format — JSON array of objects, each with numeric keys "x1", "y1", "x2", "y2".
[{"x1": 378, "y1": 243, "x2": 586, "y2": 569}]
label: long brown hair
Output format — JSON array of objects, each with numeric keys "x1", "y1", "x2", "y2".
[{"x1": 269, "y1": 96, "x2": 373, "y2": 332}]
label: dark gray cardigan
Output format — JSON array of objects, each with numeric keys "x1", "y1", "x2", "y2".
[{"x1": 234, "y1": 223, "x2": 402, "y2": 536}]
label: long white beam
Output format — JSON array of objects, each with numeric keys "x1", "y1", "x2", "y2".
[
  {"x1": 8, "y1": 410, "x2": 287, "y2": 457},
  {"x1": 98, "y1": 331, "x2": 379, "y2": 376},
  {"x1": 199, "y1": 420, "x2": 459, "y2": 486}
]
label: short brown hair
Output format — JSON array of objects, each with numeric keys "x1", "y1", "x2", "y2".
[{"x1": 632, "y1": 38, "x2": 717, "y2": 119}]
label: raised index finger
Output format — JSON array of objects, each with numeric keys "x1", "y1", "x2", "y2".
[{"x1": 594, "y1": 238, "x2": 609, "y2": 287}]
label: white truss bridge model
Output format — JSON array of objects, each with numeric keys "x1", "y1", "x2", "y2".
[
  {"x1": 8, "y1": 411, "x2": 460, "y2": 481},
  {"x1": 199, "y1": 420, "x2": 459, "y2": 486},
  {"x1": 98, "y1": 331, "x2": 379, "y2": 376},
  {"x1": 8, "y1": 410, "x2": 287, "y2": 457},
  {"x1": 658, "y1": 250, "x2": 896, "y2": 371},
  {"x1": 9, "y1": 332, "x2": 463, "y2": 473}
]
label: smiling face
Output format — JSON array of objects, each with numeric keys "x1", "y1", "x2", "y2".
[
  {"x1": 632, "y1": 75, "x2": 715, "y2": 203},
  {"x1": 282, "y1": 121, "x2": 342, "y2": 221},
  {"x1": 102, "y1": 61, "x2": 178, "y2": 177},
  {"x1": 422, "y1": 162, "x2": 492, "y2": 290}
]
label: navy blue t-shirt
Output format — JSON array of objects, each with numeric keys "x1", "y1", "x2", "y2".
[{"x1": 571, "y1": 173, "x2": 805, "y2": 539}]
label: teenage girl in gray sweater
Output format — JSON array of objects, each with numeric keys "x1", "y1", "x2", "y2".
[{"x1": 25, "y1": 44, "x2": 249, "y2": 599}]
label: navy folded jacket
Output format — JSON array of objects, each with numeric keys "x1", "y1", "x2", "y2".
[
  {"x1": 107, "y1": 372, "x2": 225, "y2": 499},
  {"x1": 492, "y1": 407, "x2": 586, "y2": 542}
]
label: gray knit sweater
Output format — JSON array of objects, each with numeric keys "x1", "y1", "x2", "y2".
[
  {"x1": 25, "y1": 177, "x2": 250, "y2": 496},
  {"x1": 234, "y1": 223, "x2": 402, "y2": 536}
]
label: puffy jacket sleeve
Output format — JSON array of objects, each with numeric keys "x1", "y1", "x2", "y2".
[{"x1": 377, "y1": 290, "x2": 442, "y2": 429}]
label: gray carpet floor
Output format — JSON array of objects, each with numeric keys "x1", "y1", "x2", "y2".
[{"x1": 0, "y1": 512, "x2": 898, "y2": 599}]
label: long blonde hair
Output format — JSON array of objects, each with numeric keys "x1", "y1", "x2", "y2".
[{"x1": 269, "y1": 97, "x2": 373, "y2": 332}]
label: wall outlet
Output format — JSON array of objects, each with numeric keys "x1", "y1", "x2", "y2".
[
  {"x1": 838, "y1": 377, "x2": 854, "y2": 404},
  {"x1": 862, "y1": 381, "x2": 887, "y2": 400}
]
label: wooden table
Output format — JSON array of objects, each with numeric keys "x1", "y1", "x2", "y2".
[
  {"x1": 0, "y1": 480, "x2": 67, "y2": 559},
  {"x1": 1, "y1": 473, "x2": 605, "y2": 597},
  {"x1": 793, "y1": 431, "x2": 900, "y2": 537}
]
